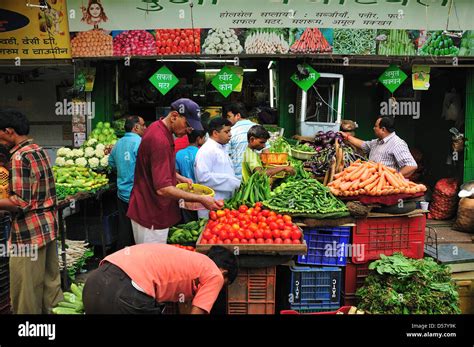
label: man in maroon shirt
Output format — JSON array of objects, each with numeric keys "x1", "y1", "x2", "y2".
[{"x1": 127, "y1": 98, "x2": 223, "y2": 244}]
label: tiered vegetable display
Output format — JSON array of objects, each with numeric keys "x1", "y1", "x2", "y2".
[
  {"x1": 167, "y1": 219, "x2": 206, "y2": 244},
  {"x1": 377, "y1": 30, "x2": 417, "y2": 56},
  {"x1": 113, "y1": 30, "x2": 156, "y2": 56},
  {"x1": 53, "y1": 166, "x2": 109, "y2": 199},
  {"x1": 290, "y1": 28, "x2": 332, "y2": 53},
  {"x1": 202, "y1": 29, "x2": 243, "y2": 55},
  {"x1": 156, "y1": 29, "x2": 201, "y2": 55},
  {"x1": 419, "y1": 31, "x2": 460, "y2": 56},
  {"x1": 356, "y1": 253, "x2": 460, "y2": 314},
  {"x1": 244, "y1": 29, "x2": 289, "y2": 54},
  {"x1": 333, "y1": 29, "x2": 376, "y2": 55},
  {"x1": 459, "y1": 30, "x2": 474, "y2": 56},
  {"x1": 52, "y1": 283, "x2": 85, "y2": 315},
  {"x1": 200, "y1": 203, "x2": 303, "y2": 245},
  {"x1": 263, "y1": 178, "x2": 348, "y2": 217},
  {"x1": 224, "y1": 171, "x2": 271, "y2": 209},
  {"x1": 328, "y1": 161, "x2": 427, "y2": 197}
]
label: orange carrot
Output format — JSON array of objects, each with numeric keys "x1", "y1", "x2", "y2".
[
  {"x1": 384, "y1": 171, "x2": 401, "y2": 188},
  {"x1": 365, "y1": 177, "x2": 380, "y2": 191},
  {"x1": 359, "y1": 174, "x2": 378, "y2": 188},
  {"x1": 376, "y1": 172, "x2": 386, "y2": 191},
  {"x1": 349, "y1": 165, "x2": 366, "y2": 181}
]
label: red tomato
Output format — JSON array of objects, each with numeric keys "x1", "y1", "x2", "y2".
[
  {"x1": 291, "y1": 225, "x2": 299, "y2": 231},
  {"x1": 251, "y1": 216, "x2": 258, "y2": 223},
  {"x1": 240, "y1": 239, "x2": 248, "y2": 244},
  {"x1": 237, "y1": 230, "x2": 246, "y2": 239},
  {"x1": 254, "y1": 230, "x2": 264, "y2": 239},
  {"x1": 269, "y1": 211, "x2": 277, "y2": 218},
  {"x1": 265, "y1": 239, "x2": 274, "y2": 244},
  {"x1": 209, "y1": 211, "x2": 217, "y2": 220},
  {"x1": 269, "y1": 222, "x2": 279, "y2": 231},
  {"x1": 203, "y1": 231, "x2": 213, "y2": 240},
  {"x1": 216, "y1": 210, "x2": 225, "y2": 218},
  {"x1": 258, "y1": 222, "x2": 268, "y2": 230},
  {"x1": 281, "y1": 229, "x2": 292, "y2": 240},
  {"x1": 239, "y1": 221, "x2": 246, "y2": 228},
  {"x1": 274, "y1": 238, "x2": 283, "y2": 244},
  {"x1": 278, "y1": 223, "x2": 285, "y2": 230},
  {"x1": 258, "y1": 216, "x2": 267, "y2": 223},
  {"x1": 248, "y1": 238, "x2": 256, "y2": 244},
  {"x1": 249, "y1": 223, "x2": 258, "y2": 232},
  {"x1": 283, "y1": 215, "x2": 292, "y2": 223},
  {"x1": 245, "y1": 230, "x2": 254, "y2": 239},
  {"x1": 218, "y1": 230, "x2": 229, "y2": 241},
  {"x1": 255, "y1": 202, "x2": 263, "y2": 208},
  {"x1": 232, "y1": 223, "x2": 240, "y2": 231},
  {"x1": 292, "y1": 239, "x2": 301, "y2": 244},
  {"x1": 228, "y1": 231, "x2": 236, "y2": 240},
  {"x1": 223, "y1": 239, "x2": 231, "y2": 244},
  {"x1": 239, "y1": 205, "x2": 249, "y2": 213},
  {"x1": 272, "y1": 229, "x2": 282, "y2": 239},
  {"x1": 238, "y1": 214, "x2": 246, "y2": 221},
  {"x1": 283, "y1": 239, "x2": 293, "y2": 244},
  {"x1": 231, "y1": 210, "x2": 239, "y2": 217},
  {"x1": 216, "y1": 240, "x2": 223, "y2": 244},
  {"x1": 277, "y1": 214, "x2": 283, "y2": 219},
  {"x1": 246, "y1": 208, "x2": 254, "y2": 215},
  {"x1": 201, "y1": 239, "x2": 208, "y2": 244},
  {"x1": 291, "y1": 229, "x2": 303, "y2": 241},
  {"x1": 256, "y1": 238, "x2": 265, "y2": 244},
  {"x1": 267, "y1": 216, "x2": 276, "y2": 223},
  {"x1": 232, "y1": 238, "x2": 240, "y2": 244},
  {"x1": 261, "y1": 210, "x2": 270, "y2": 217},
  {"x1": 263, "y1": 230, "x2": 273, "y2": 240},
  {"x1": 285, "y1": 221, "x2": 293, "y2": 227},
  {"x1": 254, "y1": 206, "x2": 262, "y2": 213},
  {"x1": 224, "y1": 208, "x2": 230, "y2": 215}
]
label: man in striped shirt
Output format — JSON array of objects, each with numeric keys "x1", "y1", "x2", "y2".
[
  {"x1": 0, "y1": 110, "x2": 62, "y2": 313},
  {"x1": 341, "y1": 116, "x2": 417, "y2": 178}
]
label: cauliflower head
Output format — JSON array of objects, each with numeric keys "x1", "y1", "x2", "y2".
[
  {"x1": 75, "y1": 158, "x2": 88, "y2": 167},
  {"x1": 94, "y1": 148, "x2": 105, "y2": 158},
  {"x1": 84, "y1": 147, "x2": 95, "y2": 158},
  {"x1": 55, "y1": 157, "x2": 66, "y2": 166},
  {"x1": 65, "y1": 159, "x2": 75, "y2": 166},
  {"x1": 88, "y1": 157, "x2": 100, "y2": 169}
]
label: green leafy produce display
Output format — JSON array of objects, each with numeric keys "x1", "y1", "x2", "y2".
[
  {"x1": 378, "y1": 30, "x2": 416, "y2": 56},
  {"x1": 269, "y1": 137, "x2": 291, "y2": 153},
  {"x1": 459, "y1": 30, "x2": 474, "y2": 56},
  {"x1": 168, "y1": 219, "x2": 207, "y2": 244},
  {"x1": 53, "y1": 166, "x2": 109, "y2": 199},
  {"x1": 333, "y1": 29, "x2": 376, "y2": 55},
  {"x1": 419, "y1": 31, "x2": 460, "y2": 56},
  {"x1": 52, "y1": 283, "x2": 85, "y2": 314},
  {"x1": 89, "y1": 121, "x2": 118, "y2": 145},
  {"x1": 112, "y1": 118, "x2": 126, "y2": 138},
  {"x1": 356, "y1": 253, "x2": 461, "y2": 314},
  {"x1": 263, "y1": 178, "x2": 348, "y2": 217},
  {"x1": 225, "y1": 171, "x2": 271, "y2": 209},
  {"x1": 292, "y1": 143, "x2": 316, "y2": 153}
]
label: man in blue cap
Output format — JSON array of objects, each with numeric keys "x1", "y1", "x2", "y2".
[{"x1": 127, "y1": 98, "x2": 223, "y2": 244}]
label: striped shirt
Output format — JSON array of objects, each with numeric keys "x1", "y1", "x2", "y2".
[
  {"x1": 8, "y1": 139, "x2": 58, "y2": 247},
  {"x1": 228, "y1": 119, "x2": 257, "y2": 179},
  {"x1": 362, "y1": 132, "x2": 417, "y2": 171}
]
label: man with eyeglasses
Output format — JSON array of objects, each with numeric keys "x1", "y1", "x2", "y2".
[
  {"x1": 127, "y1": 99, "x2": 223, "y2": 244},
  {"x1": 340, "y1": 116, "x2": 417, "y2": 178}
]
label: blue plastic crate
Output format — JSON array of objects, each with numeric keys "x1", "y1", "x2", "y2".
[
  {"x1": 297, "y1": 227, "x2": 351, "y2": 266},
  {"x1": 290, "y1": 304, "x2": 341, "y2": 313},
  {"x1": 290, "y1": 266, "x2": 341, "y2": 308}
]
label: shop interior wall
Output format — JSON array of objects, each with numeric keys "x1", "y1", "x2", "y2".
[{"x1": 0, "y1": 72, "x2": 72, "y2": 148}]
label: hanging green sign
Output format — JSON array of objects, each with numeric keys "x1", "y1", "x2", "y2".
[
  {"x1": 379, "y1": 65, "x2": 408, "y2": 93},
  {"x1": 211, "y1": 66, "x2": 241, "y2": 98},
  {"x1": 291, "y1": 64, "x2": 320, "y2": 92},
  {"x1": 149, "y1": 66, "x2": 179, "y2": 95}
]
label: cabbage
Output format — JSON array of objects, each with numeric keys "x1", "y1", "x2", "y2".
[
  {"x1": 98, "y1": 134, "x2": 106, "y2": 143},
  {"x1": 75, "y1": 158, "x2": 87, "y2": 167},
  {"x1": 104, "y1": 122, "x2": 111, "y2": 129},
  {"x1": 55, "y1": 157, "x2": 66, "y2": 166},
  {"x1": 96, "y1": 122, "x2": 104, "y2": 129}
]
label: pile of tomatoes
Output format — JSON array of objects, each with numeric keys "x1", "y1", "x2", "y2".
[
  {"x1": 156, "y1": 29, "x2": 201, "y2": 55},
  {"x1": 170, "y1": 244, "x2": 196, "y2": 252},
  {"x1": 200, "y1": 203, "x2": 303, "y2": 245}
]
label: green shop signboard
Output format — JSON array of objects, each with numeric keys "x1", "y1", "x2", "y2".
[
  {"x1": 379, "y1": 65, "x2": 407, "y2": 93},
  {"x1": 291, "y1": 64, "x2": 320, "y2": 92},
  {"x1": 211, "y1": 66, "x2": 241, "y2": 97},
  {"x1": 149, "y1": 66, "x2": 179, "y2": 95}
]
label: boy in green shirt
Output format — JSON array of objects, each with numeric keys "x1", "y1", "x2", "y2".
[{"x1": 241, "y1": 125, "x2": 295, "y2": 183}]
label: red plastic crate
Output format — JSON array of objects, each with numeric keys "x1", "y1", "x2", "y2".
[
  {"x1": 352, "y1": 215, "x2": 426, "y2": 264},
  {"x1": 227, "y1": 267, "x2": 276, "y2": 315},
  {"x1": 280, "y1": 306, "x2": 352, "y2": 315},
  {"x1": 344, "y1": 262, "x2": 371, "y2": 296}
]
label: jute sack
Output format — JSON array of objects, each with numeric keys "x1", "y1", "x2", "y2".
[{"x1": 453, "y1": 198, "x2": 474, "y2": 232}]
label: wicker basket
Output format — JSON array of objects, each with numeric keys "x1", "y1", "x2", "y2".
[
  {"x1": 261, "y1": 152, "x2": 288, "y2": 165},
  {"x1": 176, "y1": 183, "x2": 215, "y2": 210}
]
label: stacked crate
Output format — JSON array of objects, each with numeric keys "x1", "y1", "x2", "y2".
[
  {"x1": 289, "y1": 226, "x2": 350, "y2": 312},
  {"x1": 0, "y1": 215, "x2": 11, "y2": 314},
  {"x1": 342, "y1": 214, "x2": 426, "y2": 306}
]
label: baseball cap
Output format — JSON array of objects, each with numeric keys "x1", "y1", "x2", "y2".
[{"x1": 170, "y1": 98, "x2": 203, "y2": 130}]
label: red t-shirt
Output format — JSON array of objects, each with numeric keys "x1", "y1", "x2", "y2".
[
  {"x1": 174, "y1": 136, "x2": 190, "y2": 153},
  {"x1": 103, "y1": 244, "x2": 224, "y2": 313},
  {"x1": 127, "y1": 120, "x2": 180, "y2": 229}
]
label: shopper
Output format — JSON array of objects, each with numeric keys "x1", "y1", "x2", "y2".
[
  {"x1": 340, "y1": 116, "x2": 417, "y2": 177},
  {"x1": 195, "y1": 118, "x2": 241, "y2": 218},
  {"x1": 176, "y1": 129, "x2": 207, "y2": 182},
  {"x1": 83, "y1": 244, "x2": 238, "y2": 314},
  {"x1": 224, "y1": 103, "x2": 257, "y2": 179},
  {"x1": 0, "y1": 110, "x2": 62, "y2": 314},
  {"x1": 108, "y1": 116, "x2": 146, "y2": 249},
  {"x1": 242, "y1": 125, "x2": 295, "y2": 183},
  {"x1": 127, "y1": 98, "x2": 223, "y2": 244}
]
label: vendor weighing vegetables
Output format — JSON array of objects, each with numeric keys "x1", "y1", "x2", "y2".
[
  {"x1": 242, "y1": 125, "x2": 295, "y2": 183},
  {"x1": 82, "y1": 244, "x2": 238, "y2": 314},
  {"x1": 340, "y1": 116, "x2": 417, "y2": 178}
]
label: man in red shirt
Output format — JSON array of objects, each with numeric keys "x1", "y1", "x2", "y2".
[
  {"x1": 82, "y1": 245, "x2": 238, "y2": 314},
  {"x1": 127, "y1": 98, "x2": 223, "y2": 244},
  {"x1": 0, "y1": 110, "x2": 62, "y2": 314}
]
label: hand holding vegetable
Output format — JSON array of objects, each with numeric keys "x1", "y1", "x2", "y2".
[{"x1": 200, "y1": 196, "x2": 224, "y2": 211}]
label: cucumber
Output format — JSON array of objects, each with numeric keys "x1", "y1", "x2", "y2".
[
  {"x1": 52, "y1": 307, "x2": 81, "y2": 315},
  {"x1": 70, "y1": 283, "x2": 83, "y2": 300}
]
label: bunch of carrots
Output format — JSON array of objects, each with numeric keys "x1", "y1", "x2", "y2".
[
  {"x1": 328, "y1": 160, "x2": 427, "y2": 197},
  {"x1": 290, "y1": 28, "x2": 332, "y2": 53}
]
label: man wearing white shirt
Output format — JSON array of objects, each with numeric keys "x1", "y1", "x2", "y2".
[{"x1": 195, "y1": 118, "x2": 241, "y2": 218}]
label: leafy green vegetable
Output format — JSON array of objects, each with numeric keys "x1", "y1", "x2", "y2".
[
  {"x1": 269, "y1": 137, "x2": 291, "y2": 153},
  {"x1": 357, "y1": 253, "x2": 461, "y2": 314}
]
